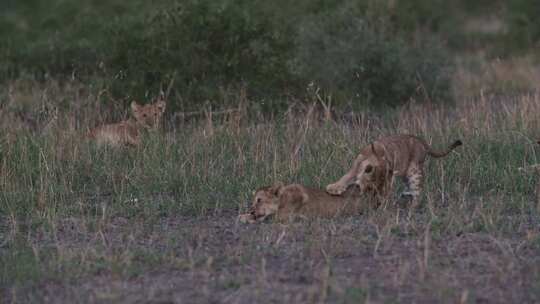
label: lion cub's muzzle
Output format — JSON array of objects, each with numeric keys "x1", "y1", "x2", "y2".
[
  {"x1": 248, "y1": 208, "x2": 273, "y2": 222},
  {"x1": 247, "y1": 205, "x2": 264, "y2": 221}
]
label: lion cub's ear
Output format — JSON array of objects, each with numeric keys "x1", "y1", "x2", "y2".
[
  {"x1": 131, "y1": 101, "x2": 142, "y2": 113},
  {"x1": 371, "y1": 143, "x2": 389, "y2": 164},
  {"x1": 371, "y1": 143, "x2": 385, "y2": 159},
  {"x1": 269, "y1": 182, "x2": 284, "y2": 195},
  {"x1": 155, "y1": 95, "x2": 166, "y2": 113},
  {"x1": 156, "y1": 100, "x2": 166, "y2": 113}
]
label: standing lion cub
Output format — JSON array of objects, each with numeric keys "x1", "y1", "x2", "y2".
[
  {"x1": 88, "y1": 96, "x2": 166, "y2": 147},
  {"x1": 326, "y1": 134, "x2": 462, "y2": 207},
  {"x1": 239, "y1": 183, "x2": 371, "y2": 223}
]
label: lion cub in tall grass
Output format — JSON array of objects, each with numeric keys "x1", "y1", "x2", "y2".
[
  {"x1": 88, "y1": 96, "x2": 166, "y2": 147},
  {"x1": 239, "y1": 183, "x2": 371, "y2": 223}
]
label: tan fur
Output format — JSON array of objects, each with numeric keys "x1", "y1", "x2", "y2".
[
  {"x1": 239, "y1": 183, "x2": 371, "y2": 224},
  {"x1": 326, "y1": 134, "x2": 462, "y2": 207},
  {"x1": 88, "y1": 97, "x2": 166, "y2": 147}
]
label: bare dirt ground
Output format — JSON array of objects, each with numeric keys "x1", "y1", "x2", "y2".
[{"x1": 7, "y1": 206, "x2": 539, "y2": 304}]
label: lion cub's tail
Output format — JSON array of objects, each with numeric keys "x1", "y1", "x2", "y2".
[{"x1": 427, "y1": 139, "x2": 463, "y2": 158}]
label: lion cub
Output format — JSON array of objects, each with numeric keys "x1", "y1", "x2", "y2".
[
  {"x1": 239, "y1": 183, "x2": 369, "y2": 223},
  {"x1": 326, "y1": 134, "x2": 462, "y2": 207},
  {"x1": 88, "y1": 97, "x2": 166, "y2": 147}
]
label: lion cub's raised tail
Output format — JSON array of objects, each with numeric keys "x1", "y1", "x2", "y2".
[{"x1": 426, "y1": 139, "x2": 463, "y2": 158}]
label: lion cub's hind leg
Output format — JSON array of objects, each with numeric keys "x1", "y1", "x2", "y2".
[{"x1": 400, "y1": 165, "x2": 424, "y2": 208}]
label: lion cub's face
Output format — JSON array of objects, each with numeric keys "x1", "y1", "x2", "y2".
[
  {"x1": 249, "y1": 184, "x2": 282, "y2": 220},
  {"x1": 131, "y1": 98, "x2": 166, "y2": 129},
  {"x1": 354, "y1": 154, "x2": 387, "y2": 193}
]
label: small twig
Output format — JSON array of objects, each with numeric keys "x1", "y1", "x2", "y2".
[
  {"x1": 173, "y1": 108, "x2": 240, "y2": 120},
  {"x1": 164, "y1": 72, "x2": 176, "y2": 101}
]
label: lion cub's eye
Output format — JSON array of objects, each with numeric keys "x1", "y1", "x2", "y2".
[
  {"x1": 256, "y1": 198, "x2": 261, "y2": 203},
  {"x1": 364, "y1": 165, "x2": 373, "y2": 173}
]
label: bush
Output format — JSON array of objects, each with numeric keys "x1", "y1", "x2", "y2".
[
  {"x1": 103, "y1": 0, "x2": 296, "y2": 109},
  {"x1": 504, "y1": 0, "x2": 540, "y2": 51},
  {"x1": 0, "y1": 0, "x2": 454, "y2": 111},
  {"x1": 291, "y1": 3, "x2": 453, "y2": 108}
]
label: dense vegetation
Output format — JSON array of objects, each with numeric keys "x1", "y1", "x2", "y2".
[{"x1": 1, "y1": 0, "x2": 536, "y2": 111}]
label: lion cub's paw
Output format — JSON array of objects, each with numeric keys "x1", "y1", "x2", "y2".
[
  {"x1": 238, "y1": 213, "x2": 257, "y2": 224},
  {"x1": 326, "y1": 183, "x2": 346, "y2": 195}
]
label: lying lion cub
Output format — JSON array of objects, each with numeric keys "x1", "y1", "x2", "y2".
[
  {"x1": 326, "y1": 134, "x2": 462, "y2": 207},
  {"x1": 239, "y1": 183, "x2": 370, "y2": 223},
  {"x1": 88, "y1": 96, "x2": 166, "y2": 147}
]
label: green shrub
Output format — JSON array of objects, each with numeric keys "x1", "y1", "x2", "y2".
[
  {"x1": 0, "y1": 0, "x2": 455, "y2": 111},
  {"x1": 291, "y1": 3, "x2": 453, "y2": 108},
  {"x1": 504, "y1": 0, "x2": 540, "y2": 51},
  {"x1": 390, "y1": 0, "x2": 457, "y2": 34},
  {"x1": 103, "y1": 0, "x2": 295, "y2": 110}
]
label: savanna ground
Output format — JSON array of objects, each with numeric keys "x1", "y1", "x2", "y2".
[{"x1": 2, "y1": 56, "x2": 540, "y2": 303}]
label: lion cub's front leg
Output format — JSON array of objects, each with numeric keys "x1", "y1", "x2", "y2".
[
  {"x1": 238, "y1": 213, "x2": 257, "y2": 224},
  {"x1": 327, "y1": 171, "x2": 357, "y2": 195},
  {"x1": 326, "y1": 182, "x2": 347, "y2": 195}
]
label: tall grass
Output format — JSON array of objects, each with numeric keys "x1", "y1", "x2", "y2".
[
  {"x1": 1, "y1": 77, "x2": 540, "y2": 301},
  {"x1": 1, "y1": 78, "x2": 538, "y2": 220}
]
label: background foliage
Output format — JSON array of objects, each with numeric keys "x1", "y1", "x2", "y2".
[{"x1": 0, "y1": 0, "x2": 538, "y2": 111}]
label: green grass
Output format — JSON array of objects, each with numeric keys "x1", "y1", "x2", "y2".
[
  {"x1": 3, "y1": 121, "x2": 535, "y2": 224},
  {"x1": 1, "y1": 79, "x2": 540, "y2": 303}
]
